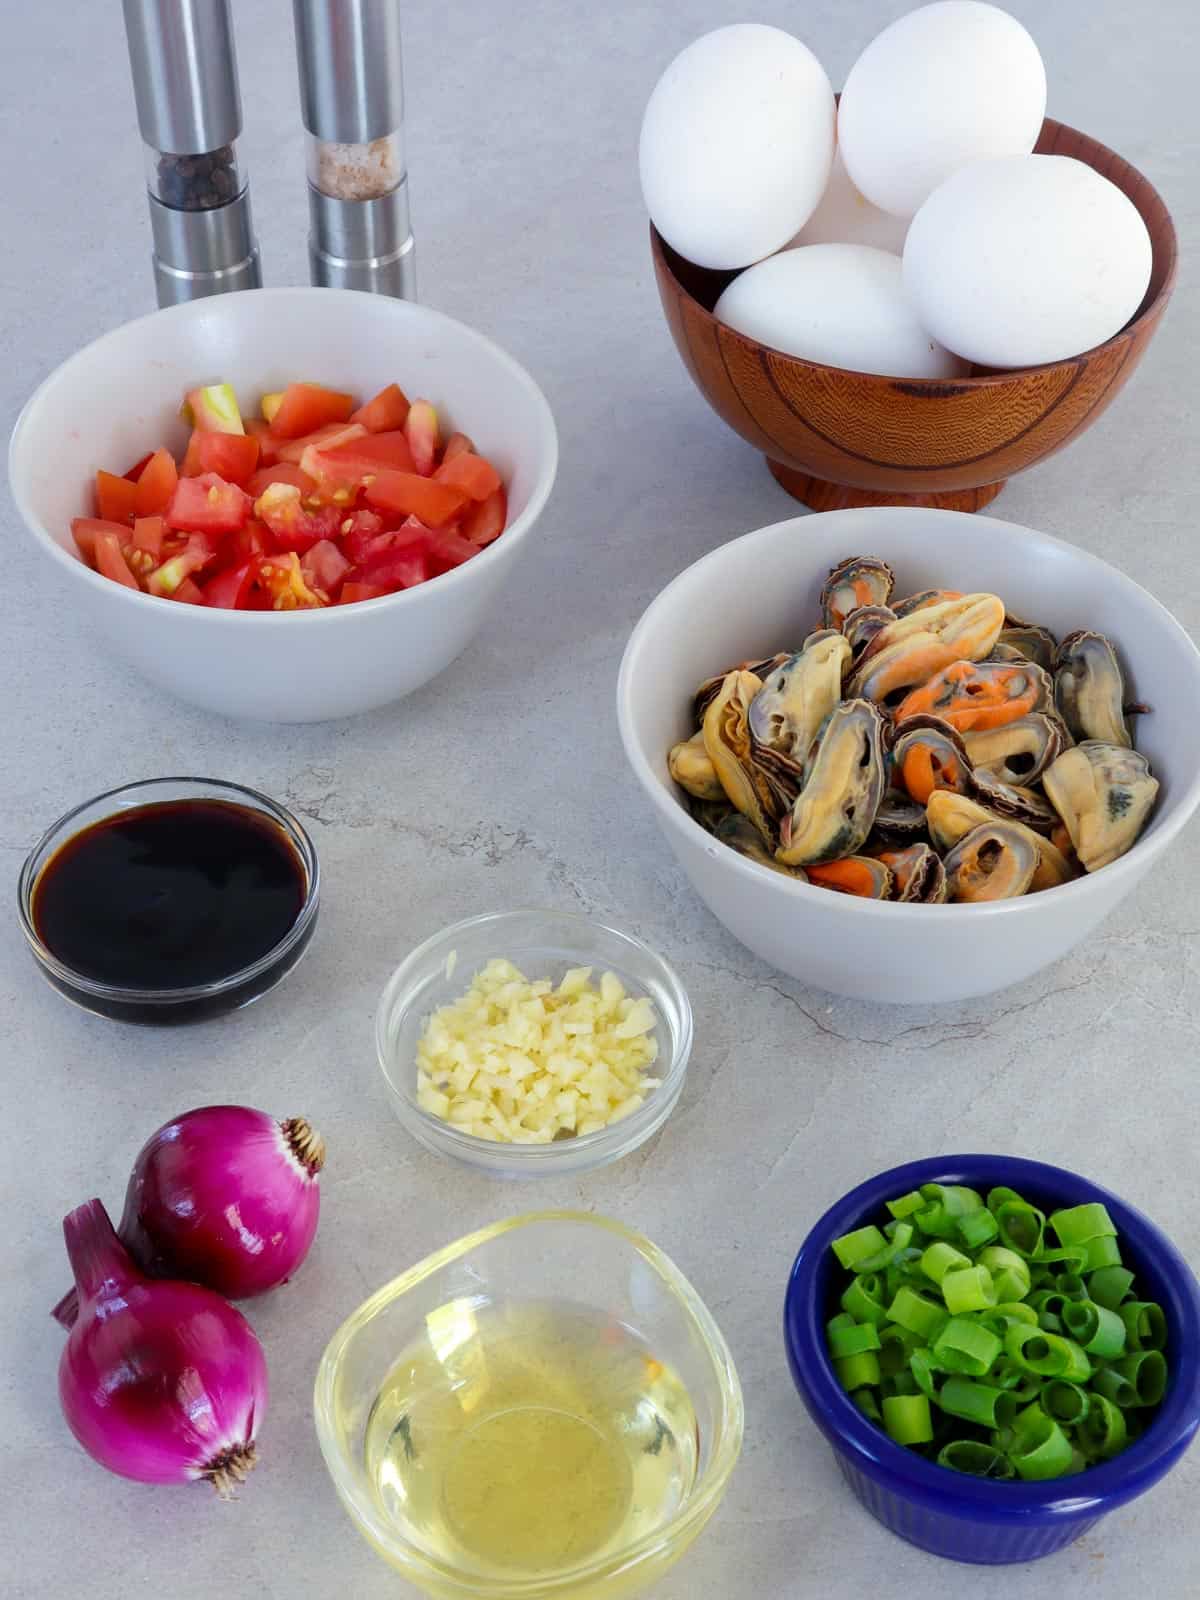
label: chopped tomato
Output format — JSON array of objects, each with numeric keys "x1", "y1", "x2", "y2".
[
  {"x1": 324, "y1": 429, "x2": 416, "y2": 474},
  {"x1": 462, "y1": 487, "x2": 507, "y2": 546},
  {"x1": 364, "y1": 469, "x2": 466, "y2": 527},
  {"x1": 181, "y1": 430, "x2": 260, "y2": 485},
  {"x1": 246, "y1": 462, "x2": 314, "y2": 499},
  {"x1": 223, "y1": 519, "x2": 270, "y2": 566},
  {"x1": 350, "y1": 382, "x2": 409, "y2": 432},
  {"x1": 300, "y1": 539, "x2": 352, "y2": 599},
  {"x1": 268, "y1": 383, "x2": 355, "y2": 440},
  {"x1": 124, "y1": 452, "x2": 154, "y2": 483},
  {"x1": 147, "y1": 534, "x2": 217, "y2": 597},
  {"x1": 423, "y1": 526, "x2": 481, "y2": 572},
  {"x1": 441, "y1": 432, "x2": 475, "y2": 464},
  {"x1": 245, "y1": 417, "x2": 283, "y2": 466},
  {"x1": 278, "y1": 421, "x2": 365, "y2": 465},
  {"x1": 404, "y1": 400, "x2": 439, "y2": 476},
  {"x1": 95, "y1": 469, "x2": 139, "y2": 524},
  {"x1": 132, "y1": 515, "x2": 165, "y2": 560},
  {"x1": 72, "y1": 517, "x2": 130, "y2": 563},
  {"x1": 165, "y1": 472, "x2": 252, "y2": 535},
  {"x1": 94, "y1": 530, "x2": 141, "y2": 589},
  {"x1": 203, "y1": 559, "x2": 257, "y2": 609},
  {"x1": 340, "y1": 581, "x2": 389, "y2": 604},
  {"x1": 359, "y1": 542, "x2": 429, "y2": 591},
  {"x1": 173, "y1": 578, "x2": 207, "y2": 605},
  {"x1": 340, "y1": 511, "x2": 389, "y2": 565},
  {"x1": 434, "y1": 450, "x2": 501, "y2": 502},
  {"x1": 133, "y1": 447, "x2": 179, "y2": 517},
  {"x1": 254, "y1": 481, "x2": 342, "y2": 553},
  {"x1": 255, "y1": 551, "x2": 326, "y2": 609}
]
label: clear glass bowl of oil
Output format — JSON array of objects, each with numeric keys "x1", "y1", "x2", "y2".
[{"x1": 313, "y1": 1213, "x2": 743, "y2": 1600}]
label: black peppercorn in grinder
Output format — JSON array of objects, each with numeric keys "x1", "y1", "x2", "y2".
[{"x1": 122, "y1": 0, "x2": 262, "y2": 306}]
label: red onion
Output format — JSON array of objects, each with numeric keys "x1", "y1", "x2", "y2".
[
  {"x1": 53, "y1": 1105, "x2": 324, "y2": 1327},
  {"x1": 58, "y1": 1198, "x2": 268, "y2": 1496}
]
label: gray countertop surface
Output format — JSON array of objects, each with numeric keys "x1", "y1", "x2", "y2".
[{"x1": 3, "y1": 2, "x2": 1197, "y2": 1597}]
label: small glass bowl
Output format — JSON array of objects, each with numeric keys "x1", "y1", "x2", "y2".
[
  {"x1": 17, "y1": 776, "x2": 319, "y2": 1024},
  {"x1": 375, "y1": 909, "x2": 692, "y2": 1178},
  {"x1": 313, "y1": 1211, "x2": 744, "y2": 1600}
]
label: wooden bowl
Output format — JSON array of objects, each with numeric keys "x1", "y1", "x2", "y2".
[{"x1": 651, "y1": 118, "x2": 1177, "y2": 513}]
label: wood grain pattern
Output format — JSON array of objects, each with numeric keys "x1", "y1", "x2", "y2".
[{"x1": 652, "y1": 119, "x2": 1177, "y2": 513}]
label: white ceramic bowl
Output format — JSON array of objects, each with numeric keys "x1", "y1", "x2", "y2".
[
  {"x1": 8, "y1": 289, "x2": 557, "y2": 722},
  {"x1": 618, "y1": 507, "x2": 1200, "y2": 1005}
]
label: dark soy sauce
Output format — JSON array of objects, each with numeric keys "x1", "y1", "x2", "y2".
[{"x1": 32, "y1": 800, "x2": 311, "y2": 1024}]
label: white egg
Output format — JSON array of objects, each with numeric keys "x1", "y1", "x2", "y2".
[
  {"x1": 638, "y1": 24, "x2": 834, "y2": 270},
  {"x1": 839, "y1": 2, "x2": 1046, "y2": 218},
  {"x1": 715, "y1": 244, "x2": 968, "y2": 378},
  {"x1": 903, "y1": 155, "x2": 1154, "y2": 368},
  {"x1": 790, "y1": 147, "x2": 910, "y2": 255}
]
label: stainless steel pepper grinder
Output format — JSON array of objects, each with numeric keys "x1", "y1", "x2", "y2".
[
  {"x1": 122, "y1": 0, "x2": 263, "y2": 306},
  {"x1": 292, "y1": 0, "x2": 417, "y2": 298}
]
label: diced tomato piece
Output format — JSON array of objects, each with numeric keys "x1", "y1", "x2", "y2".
[
  {"x1": 95, "y1": 469, "x2": 139, "y2": 524},
  {"x1": 325, "y1": 429, "x2": 416, "y2": 474},
  {"x1": 268, "y1": 383, "x2": 355, "y2": 440},
  {"x1": 147, "y1": 534, "x2": 218, "y2": 597},
  {"x1": 278, "y1": 421, "x2": 365, "y2": 465},
  {"x1": 364, "y1": 469, "x2": 466, "y2": 527},
  {"x1": 246, "y1": 462, "x2": 314, "y2": 498},
  {"x1": 350, "y1": 382, "x2": 409, "y2": 433},
  {"x1": 94, "y1": 529, "x2": 141, "y2": 590},
  {"x1": 441, "y1": 432, "x2": 475, "y2": 464},
  {"x1": 173, "y1": 578, "x2": 207, "y2": 605},
  {"x1": 339, "y1": 512, "x2": 389, "y2": 565},
  {"x1": 245, "y1": 417, "x2": 283, "y2": 466},
  {"x1": 255, "y1": 551, "x2": 326, "y2": 609},
  {"x1": 223, "y1": 520, "x2": 270, "y2": 566},
  {"x1": 434, "y1": 451, "x2": 502, "y2": 502},
  {"x1": 132, "y1": 514, "x2": 165, "y2": 562},
  {"x1": 124, "y1": 452, "x2": 154, "y2": 483},
  {"x1": 165, "y1": 472, "x2": 252, "y2": 535},
  {"x1": 71, "y1": 517, "x2": 130, "y2": 564},
  {"x1": 300, "y1": 539, "x2": 352, "y2": 600},
  {"x1": 340, "y1": 581, "x2": 389, "y2": 605},
  {"x1": 133, "y1": 447, "x2": 179, "y2": 517},
  {"x1": 424, "y1": 526, "x2": 480, "y2": 572},
  {"x1": 404, "y1": 400, "x2": 439, "y2": 476},
  {"x1": 360, "y1": 542, "x2": 429, "y2": 591},
  {"x1": 181, "y1": 430, "x2": 260, "y2": 485},
  {"x1": 462, "y1": 487, "x2": 507, "y2": 546},
  {"x1": 203, "y1": 559, "x2": 257, "y2": 609},
  {"x1": 254, "y1": 481, "x2": 342, "y2": 553}
]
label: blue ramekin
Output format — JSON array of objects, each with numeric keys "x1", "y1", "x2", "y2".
[{"x1": 784, "y1": 1154, "x2": 1200, "y2": 1565}]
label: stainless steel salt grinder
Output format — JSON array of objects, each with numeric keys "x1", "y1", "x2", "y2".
[
  {"x1": 122, "y1": 0, "x2": 262, "y2": 306},
  {"x1": 292, "y1": 0, "x2": 417, "y2": 298}
]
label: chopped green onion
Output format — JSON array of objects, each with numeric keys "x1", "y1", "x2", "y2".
[
  {"x1": 887, "y1": 1190, "x2": 926, "y2": 1220},
  {"x1": 957, "y1": 1208, "x2": 1000, "y2": 1249},
  {"x1": 914, "y1": 1202, "x2": 961, "y2": 1240},
  {"x1": 886, "y1": 1286, "x2": 949, "y2": 1342},
  {"x1": 882, "y1": 1393, "x2": 933, "y2": 1445},
  {"x1": 853, "y1": 1221, "x2": 915, "y2": 1272},
  {"x1": 832, "y1": 1225, "x2": 888, "y2": 1270},
  {"x1": 1003, "y1": 1326, "x2": 1092, "y2": 1381},
  {"x1": 1051, "y1": 1203, "x2": 1117, "y2": 1246},
  {"x1": 1088, "y1": 1266, "x2": 1135, "y2": 1310},
  {"x1": 841, "y1": 1272, "x2": 888, "y2": 1328},
  {"x1": 1010, "y1": 1409, "x2": 1075, "y2": 1480},
  {"x1": 920, "y1": 1241, "x2": 971, "y2": 1285},
  {"x1": 986, "y1": 1185, "x2": 1023, "y2": 1214},
  {"x1": 942, "y1": 1264, "x2": 998, "y2": 1315},
  {"x1": 1056, "y1": 1272, "x2": 1088, "y2": 1301},
  {"x1": 937, "y1": 1439, "x2": 1015, "y2": 1478},
  {"x1": 1120, "y1": 1301, "x2": 1167, "y2": 1351},
  {"x1": 978, "y1": 1246, "x2": 1032, "y2": 1302},
  {"x1": 1043, "y1": 1379, "x2": 1090, "y2": 1424},
  {"x1": 1083, "y1": 1392, "x2": 1128, "y2": 1459},
  {"x1": 1113, "y1": 1349, "x2": 1168, "y2": 1406},
  {"x1": 834, "y1": 1350, "x2": 881, "y2": 1391},
  {"x1": 938, "y1": 1377, "x2": 1017, "y2": 1429},
  {"x1": 910, "y1": 1346, "x2": 937, "y2": 1397},
  {"x1": 934, "y1": 1317, "x2": 1003, "y2": 1377},
  {"x1": 828, "y1": 1318, "x2": 882, "y2": 1359},
  {"x1": 995, "y1": 1199, "x2": 1046, "y2": 1257},
  {"x1": 993, "y1": 1301, "x2": 1038, "y2": 1327},
  {"x1": 851, "y1": 1387, "x2": 882, "y2": 1423},
  {"x1": 1061, "y1": 1299, "x2": 1127, "y2": 1359},
  {"x1": 1086, "y1": 1235, "x2": 1123, "y2": 1271}
]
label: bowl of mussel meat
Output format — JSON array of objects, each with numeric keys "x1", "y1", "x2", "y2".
[{"x1": 618, "y1": 507, "x2": 1200, "y2": 1003}]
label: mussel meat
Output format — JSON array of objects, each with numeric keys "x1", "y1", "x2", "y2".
[
  {"x1": 943, "y1": 822, "x2": 1040, "y2": 902},
  {"x1": 850, "y1": 593, "x2": 1006, "y2": 702},
  {"x1": 925, "y1": 791, "x2": 1076, "y2": 892},
  {"x1": 820, "y1": 556, "x2": 896, "y2": 631},
  {"x1": 806, "y1": 857, "x2": 894, "y2": 898},
  {"x1": 963, "y1": 713, "x2": 1070, "y2": 787},
  {"x1": 873, "y1": 841, "x2": 948, "y2": 903},
  {"x1": 748, "y1": 633, "x2": 851, "y2": 764},
  {"x1": 891, "y1": 588, "x2": 963, "y2": 619},
  {"x1": 998, "y1": 618, "x2": 1058, "y2": 672},
  {"x1": 894, "y1": 657, "x2": 1053, "y2": 732},
  {"x1": 702, "y1": 670, "x2": 783, "y2": 844},
  {"x1": 687, "y1": 796, "x2": 735, "y2": 835},
  {"x1": 668, "y1": 731, "x2": 726, "y2": 801},
  {"x1": 1054, "y1": 631, "x2": 1136, "y2": 748},
  {"x1": 694, "y1": 653, "x2": 789, "y2": 725},
  {"x1": 842, "y1": 605, "x2": 897, "y2": 665},
  {"x1": 715, "y1": 813, "x2": 809, "y2": 880},
  {"x1": 776, "y1": 699, "x2": 887, "y2": 866},
  {"x1": 891, "y1": 715, "x2": 973, "y2": 804},
  {"x1": 1042, "y1": 741, "x2": 1159, "y2": 872}
]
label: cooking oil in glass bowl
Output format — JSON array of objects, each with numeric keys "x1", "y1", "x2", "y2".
[{"x1": 362, "y1": 1297, "x2": 699, "y2": 1577}]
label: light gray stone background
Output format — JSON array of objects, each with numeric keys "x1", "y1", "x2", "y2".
[{"x1": 2, "y1": 2, "x2": 1197, "y2": 1596}]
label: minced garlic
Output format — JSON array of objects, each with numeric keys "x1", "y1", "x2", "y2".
[{"x1": 416, "y1": 958, "x2": 661, "y2": 1143}]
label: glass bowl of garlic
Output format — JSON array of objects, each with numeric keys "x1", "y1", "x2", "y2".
[{"x1": 376, "y1": 910, "x2": 693, "y2": 1177}]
